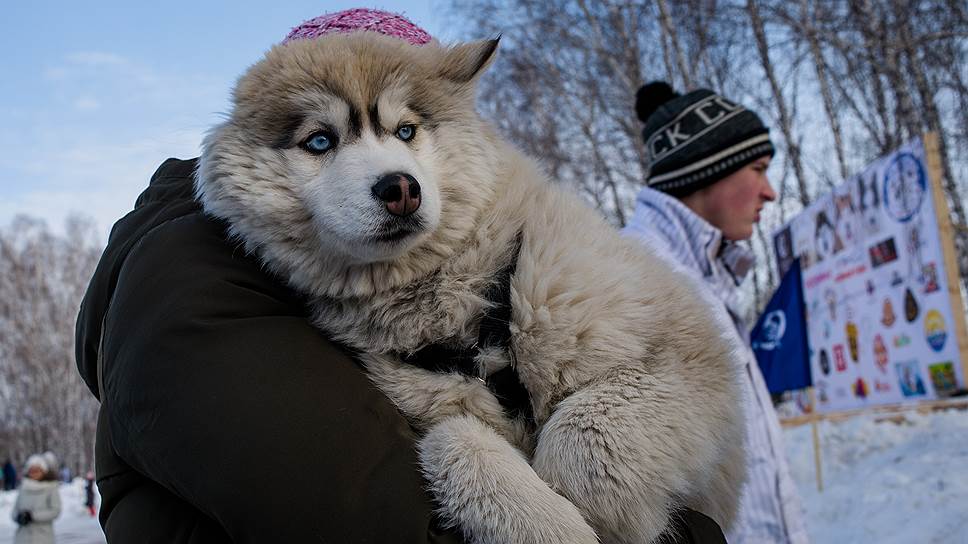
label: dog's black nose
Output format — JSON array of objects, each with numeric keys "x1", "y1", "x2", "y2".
[{"x1": 372, "y1": 172, "x2": 421, "y2": 217}]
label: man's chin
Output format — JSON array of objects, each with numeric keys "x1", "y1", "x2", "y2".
[{"x1": 723, "y1": 226, "x2": 754, "y2": 242}]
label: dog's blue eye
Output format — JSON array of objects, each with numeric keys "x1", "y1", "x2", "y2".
[
  {"x1": 396, "y1": 125, "x2": 416, "y2": 141},
  {"x1": 302, "y1": 131, "x2": 336, "y2": 154}
]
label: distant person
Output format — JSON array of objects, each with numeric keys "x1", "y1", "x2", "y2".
[
  {"x1": 11, "y1": 454, "x2": 61, "y2": 544},
  {"x1": 623, "y1": 81, "x2": 809, "y2": 543},
  {"x1": 84, "y1": 471, "x2": 96, "y2": 517},
  {"x1": 2, "y1": 458, "x2": 15, "y2": 491},
  {"x1": 58, "y1": 466, "x2": 71, "y2": 484}
]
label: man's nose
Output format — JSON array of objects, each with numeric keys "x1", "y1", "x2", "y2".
[{"x1": 762, "y1": 179, "x2": 777, "y2": 202}]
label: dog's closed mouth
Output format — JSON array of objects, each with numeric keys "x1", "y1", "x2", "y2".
[
  {"x1": 374, "y1": 228, "x2": 417, "y2": 243},
  {"x1": 373, "y1": 217, "x2": 424, "y2": 243}
]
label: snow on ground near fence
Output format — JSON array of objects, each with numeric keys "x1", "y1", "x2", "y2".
[
  {"x1": 786, "y1": 408, "x2": 968, "y2": 543},
  {"x1": 0, "y1": 478, "x2": 104, "y2": 544},
  {"x1": 0, "y1": 409, "x2": 965, "y2": 543}
]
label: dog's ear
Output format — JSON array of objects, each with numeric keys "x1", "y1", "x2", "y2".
[{"x1": 437, "y1": 38, "x2": 500, "y2": 84}]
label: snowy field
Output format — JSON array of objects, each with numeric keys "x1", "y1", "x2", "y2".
[
  {"x1": 785, "y1": 407, "x2": 968, "y2": 543},
  {"x1": 1, "y1": 408, "x2": 965, "y2": 543}
]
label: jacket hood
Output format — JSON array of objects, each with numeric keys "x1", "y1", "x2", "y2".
[{"x1": 74, "y1": 158, "x2": 202, "y2": 399}]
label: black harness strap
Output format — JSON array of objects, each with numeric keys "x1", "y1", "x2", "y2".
[{"x1": 403, "y1": 235, "x2": 533, "y2": 422}]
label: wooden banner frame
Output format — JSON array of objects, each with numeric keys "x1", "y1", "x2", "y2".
[{"x1": 923, "y1": 132, "x2": 968, "y2": 382}]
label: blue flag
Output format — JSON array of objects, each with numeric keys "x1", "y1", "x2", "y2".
[{"x1": 751, "y1": 258, "x2": 811, "y2": 394}]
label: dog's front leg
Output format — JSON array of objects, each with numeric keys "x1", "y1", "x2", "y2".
[
  {"x1": 419, "y1": 414, "x2": 599, "y2": 544},
  {"x1": 530, "y1": 365, "x2": 744, "y2": 544},
  {"x1": 362, "y1": 353, "x2": 517, "y2": 434}
]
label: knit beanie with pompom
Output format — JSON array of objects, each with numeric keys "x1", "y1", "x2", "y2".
[{"x1": 635, "y1": 81, "x2": 774, "y2": 197}]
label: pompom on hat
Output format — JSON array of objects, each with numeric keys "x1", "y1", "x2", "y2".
[
  {"x1": 636, "y1": 80, "x2": 774, "y2": 197},
  {"x1": 283, "y1": 8, "x2": 433, "y2": 46}
]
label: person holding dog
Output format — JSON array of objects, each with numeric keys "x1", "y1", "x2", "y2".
[
  {"x1": 75, "y1": 10, "x2": 732, "y2": 544},
  {"x1": 623, "y1": 82, "x2": 809, "y2": 544}
]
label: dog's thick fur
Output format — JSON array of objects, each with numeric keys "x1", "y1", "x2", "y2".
[{"x1": 197, "y1": 32, "x2": 746, "y2": 544}]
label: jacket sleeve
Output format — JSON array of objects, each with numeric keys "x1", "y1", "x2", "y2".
[
  {"x1": 98, "y1": 213, "x2": 461, "y2": 543},
  {"x1": 29, "y1": 486, "x2": 62, "y2": 523}
]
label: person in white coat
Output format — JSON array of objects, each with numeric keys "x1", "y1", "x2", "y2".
[
  {"x1": 11, "y1": 454, "x2": 61, "y2": 544},
  {"x1": 623, "y1": 81, "x2": 809, "y2": 544}
]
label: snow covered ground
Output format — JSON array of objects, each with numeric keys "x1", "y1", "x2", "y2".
[
  {"x1": 785, "y1": 407, "x2": 968, "y2": 543},
  {"x1": 1, "y1": 408, "x2": 965, "y2": 543}
]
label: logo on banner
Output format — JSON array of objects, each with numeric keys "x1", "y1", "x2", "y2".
[
  {"x1": 873, "y1": 334, "x2": 889, "y2": 372},
  {"x1": 853, "y1": 377, "x2": 869, "y2": 399},
  {"x1": 825, "y1": 289, "x2": 837, "y2": 320},
  {"x1": 922, "y1": 262, "x2": 940, "y2": 293},
  {"x1": 868, "y1": 237, "x2": 899, "y2": 268},
  {"x1": 881, "y1": 298, "x2": 896, "y2": 327},
  {"x1": 904, "y1": 288, "x2": 920, "y2": 322},
  {"x1": 833, "y1": 344, "x2": 848, "y2": 372},
  {"x1": 846, "y1": 321, "x2": 859, "y2": 362},
  {"x1": 819, "y1": 349, "x2": 831, "y2": 375},
  {"x1": 858, "y1": 170, "x2": 882, "y2": 234},
  {"x1": 816, "y1": 380, "x2": 829, "y2": 403},
  {"x1": 883, "y1": 152, "x2": 927, "y2": 223},
  {"x1": 752, "y1": 310, "x2": 786, "y2": 351},
  {"x1": 924, "y1": 309, "x2": 947, "y2": 352},
  {"x1": 816, "y1": 210, "x2": 844, "y2": 260},
  {"x1": 874, "y1": 380, "x2": 892, "y2": 393},
  {"x1": 896, "y1": 360, "x2": 927, "y2": 397},
  {"x1": 893, "y1": 333, "x2": 911, "y2": 348},
  {"x1": 928, "y1": 362, "x2": 957, "y2": 397}
]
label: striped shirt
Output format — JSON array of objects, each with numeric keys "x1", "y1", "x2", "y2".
[{"x1": 622, "y1": 187, "x2": 809, "y2": 544}]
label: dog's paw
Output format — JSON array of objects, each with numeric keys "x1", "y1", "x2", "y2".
[{"x1": 420, "y1": 415, "x2": 599, "y2": 544}]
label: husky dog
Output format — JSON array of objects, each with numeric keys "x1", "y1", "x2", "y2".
[{"x1": 197, "y1": 25, "x2": 746, "y2": 544}]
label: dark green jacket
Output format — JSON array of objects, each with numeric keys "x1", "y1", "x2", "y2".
[{"x1": 75, "y1": 158, "x2": 462, "y2": 543}]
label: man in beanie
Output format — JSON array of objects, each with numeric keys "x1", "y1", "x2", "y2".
[{"x1": 623, "y1": 82, "x2": 809, "y2": 544}]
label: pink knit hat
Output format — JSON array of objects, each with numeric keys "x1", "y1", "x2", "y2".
[{"x1": 283, "y1": 8, "x2": 432, "y2": 46}]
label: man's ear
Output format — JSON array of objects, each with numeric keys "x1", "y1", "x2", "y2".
[{"x1": 437, "y1": 38, "x2": 500, "y2": 84}]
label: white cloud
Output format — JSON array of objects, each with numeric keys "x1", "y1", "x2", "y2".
[
  {"x1": 44, "y1": 51, "x2": 130, "y2": 82},
  {"x1": 73, "y1": 97, "x2": 100, "y2": 111},
  {"x1": 64, "y1": 51, "x2": 128, "y2": 67}
]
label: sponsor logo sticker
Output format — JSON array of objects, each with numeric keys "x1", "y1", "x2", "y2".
[
  {"x1": 896, "y1": 360, "x2": 927, "y2": 397},
  {"x1": 928, "y1": 362, "x2": 957, "y2": 397},
  {"x1": 924, "y1": 309, "x2": 947, "y2": 352},
  {"x1": 873, "y1": 334, "x2": 889, "y2": 372},
  {"x1": 881, "y1": 298, "x2": 896, "y2": 327},
  {"x1": 833, "y1": 344, "x2": 848, "y2": 372}
]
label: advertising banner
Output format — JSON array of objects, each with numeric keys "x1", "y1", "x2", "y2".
[{"x1": 773, "y1": 136, "x2": 967, "y2": 413}]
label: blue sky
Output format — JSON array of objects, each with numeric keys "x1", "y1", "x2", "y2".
[{"x1": 0, "y1": 1, "x2": 451, "y2": 242}]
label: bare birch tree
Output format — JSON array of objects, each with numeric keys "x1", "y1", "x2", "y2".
[
  {"x1": 0, "y1": 215, "x2": 102, "y2": 474},
  {"x1": 443, "y1": 0, "x2": 968, "y2": 311}
]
